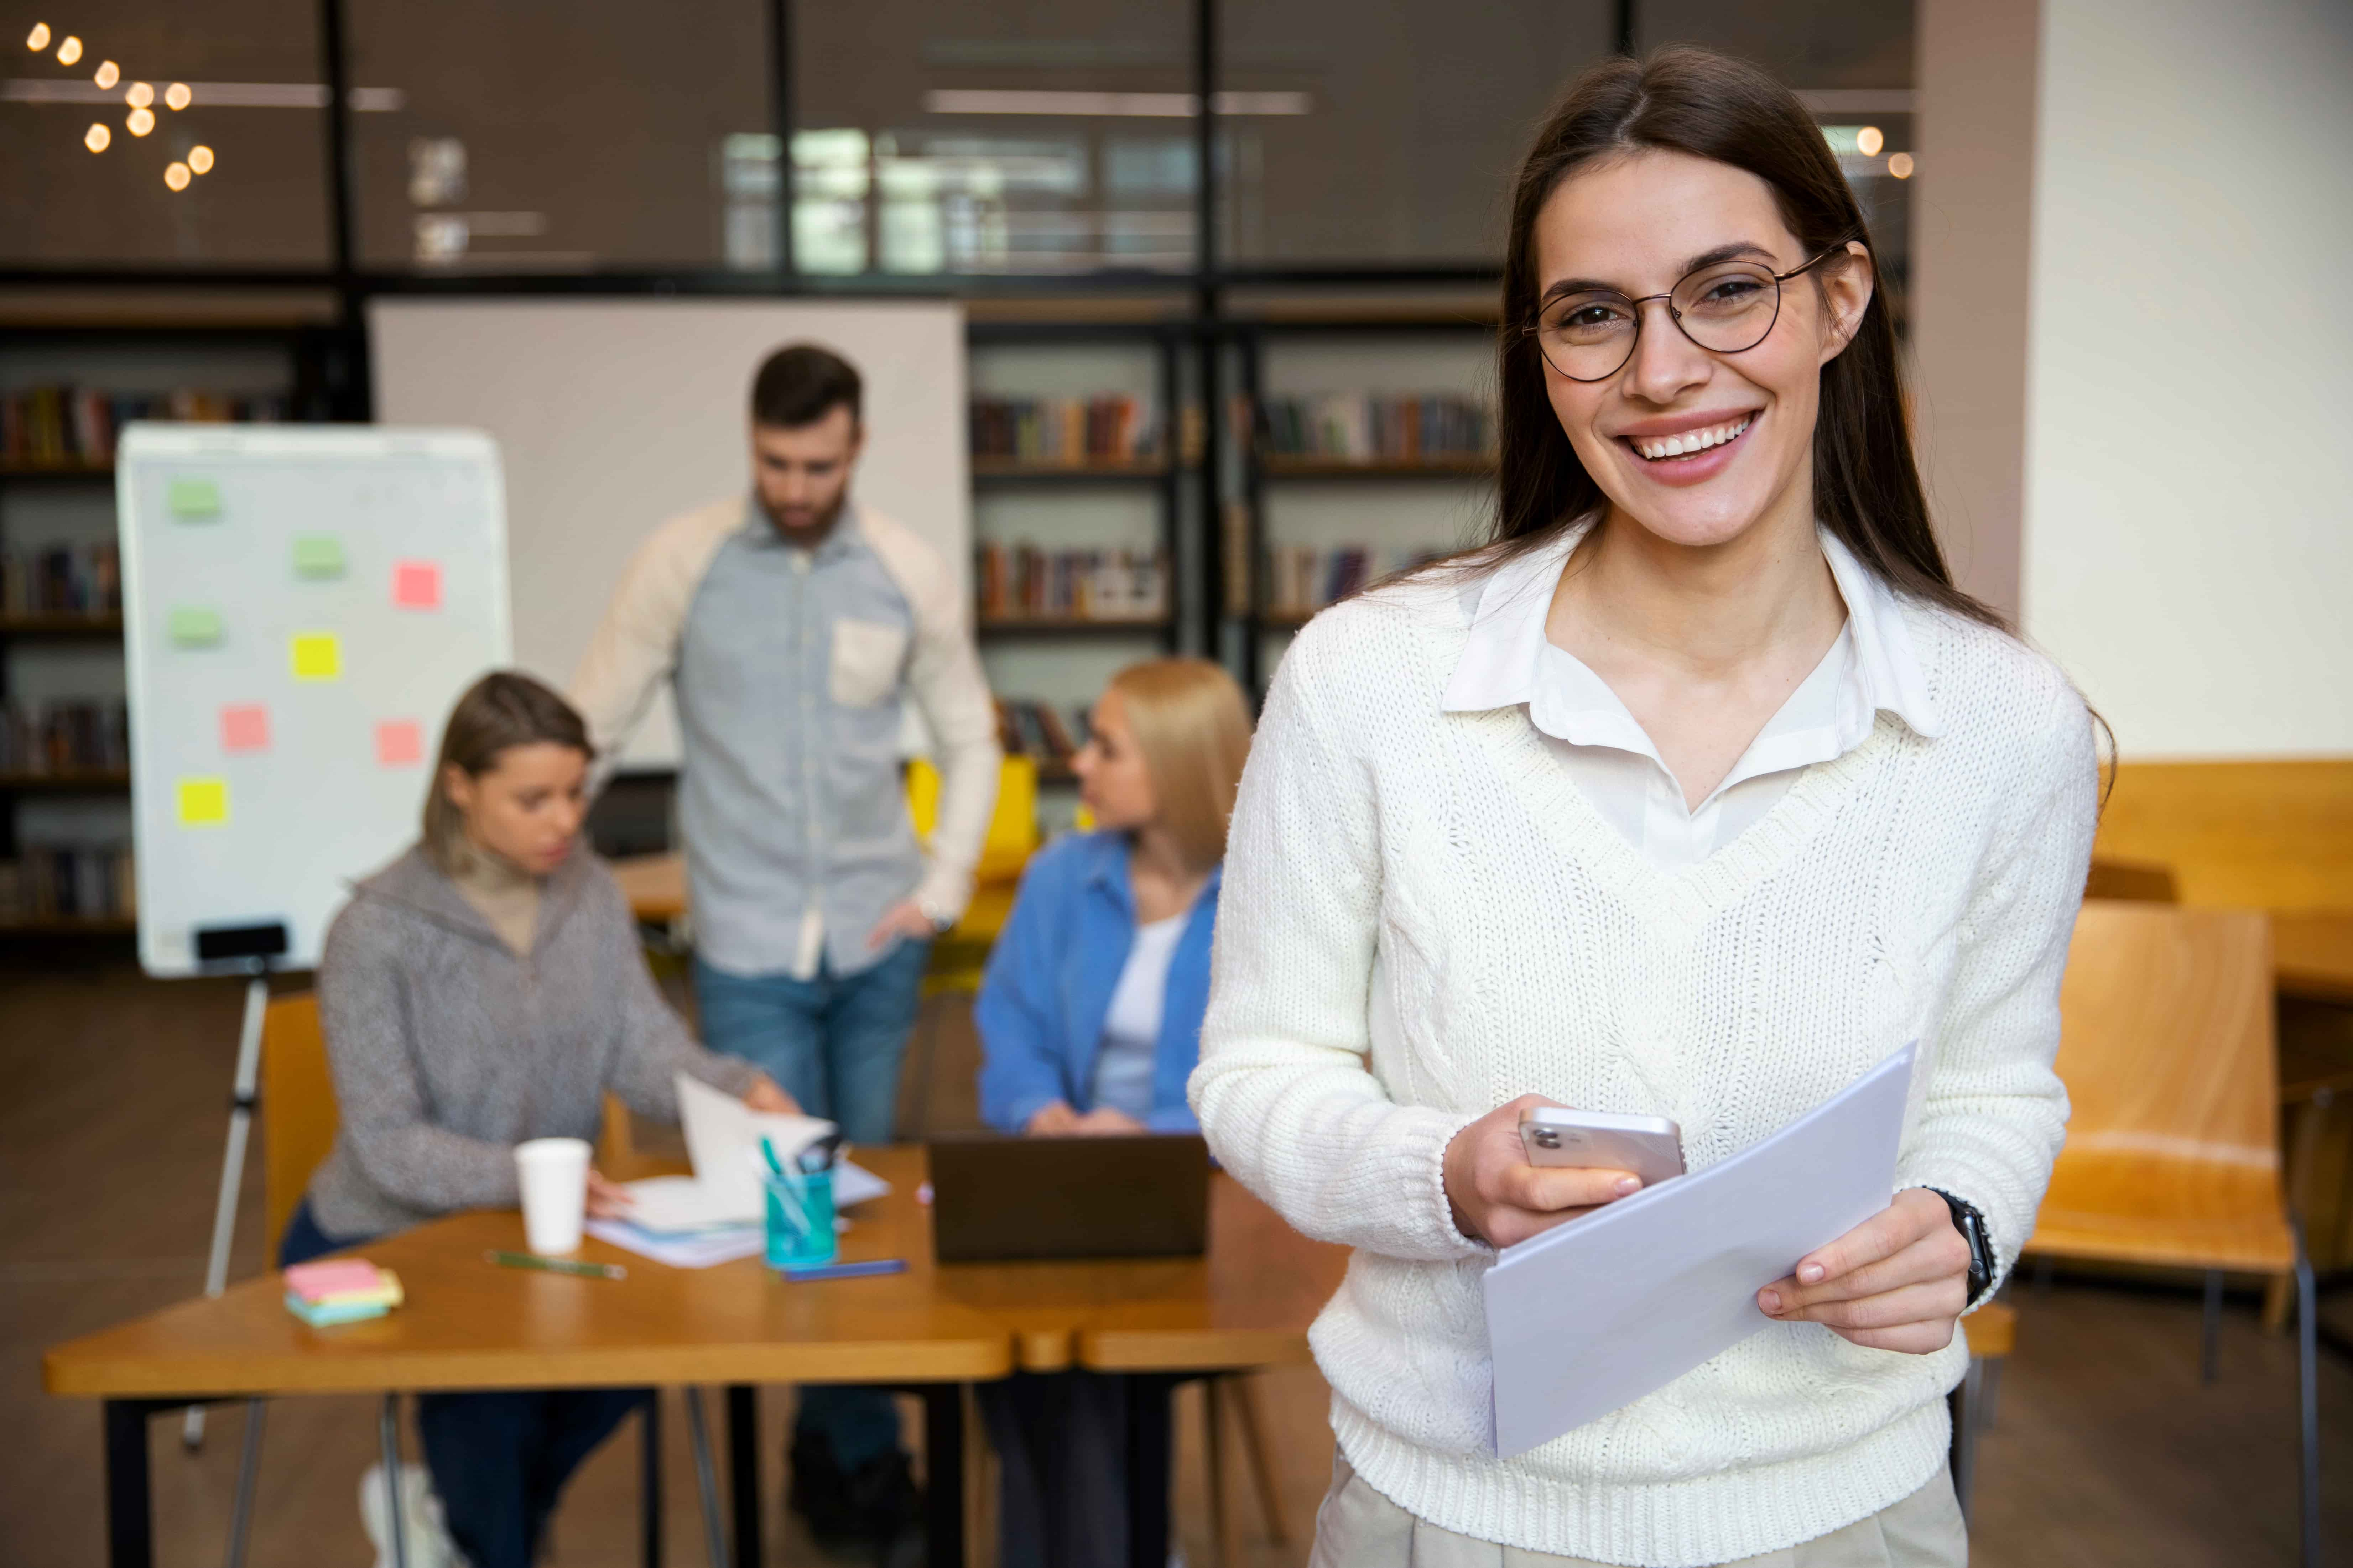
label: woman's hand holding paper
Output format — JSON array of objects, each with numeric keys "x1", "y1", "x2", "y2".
[
  {"x1": 1754, "y1": 1186, "x2": 1971, "y2": 1352},
  {"x1": 1443, "y1": 1094, "x2": 1643, "y2": 1248}
]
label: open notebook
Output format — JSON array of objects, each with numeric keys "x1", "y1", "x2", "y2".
[{"x1": 611, "y1": 1072, "x2": 888, "y2": 1235}]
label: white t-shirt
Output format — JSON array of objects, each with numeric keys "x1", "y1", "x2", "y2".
[{"x1": 1088, "y1": 911, "x2": 1188, "y2": 1118}]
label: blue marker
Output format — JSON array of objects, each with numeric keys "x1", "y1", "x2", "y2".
[{"x1": 781, "y1": 1258, "x2": 908, "y2": 1283}]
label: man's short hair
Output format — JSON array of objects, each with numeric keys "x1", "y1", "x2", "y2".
[{"x1": 750, "y1": 343, "x2": 862, "y2": 429}]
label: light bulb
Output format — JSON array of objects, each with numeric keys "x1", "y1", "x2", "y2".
[
  {"x1": 165, "y1": 161, "x2": 191, "y2": 192},
  {"x1": 126, "y1": 81, "x2": 152, "y2": 108},
  {"x1": 1856, "y1": 126, "x2": 1884, "y2": 158},
  {"x1": 94, "y1": 59, "x2": 118, "y2": 89},
  {"x1": 57, "y1": 33, "x2": 81, "y2": 64},
  {"x1": 188, "y1": 145, "x2": 214, "y2": 174},
  {"x1": 1887, "y1": 152, "x2": 1916, "y2": 180},
  {"x1": 27, "y1": 23, "x2": 51, "y2": 49},
  {"x1": 84, "y1": 121, "x2": 110, "y2": 153},
  {"x1": 126, "y1": 106, "x2": 154, "y2": 136},
  {"x1": 164, "y1": 81, "x2": 191, "y2": 110}
]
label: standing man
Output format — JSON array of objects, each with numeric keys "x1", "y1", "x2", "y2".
[{"x1": 570, "y1": 343, "x2": 1000, "y2": 1552}]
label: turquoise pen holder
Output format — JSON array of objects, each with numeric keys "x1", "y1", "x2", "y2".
[{"x1": 762, "y1": 1166, "x2": 838, "y2": 1271}]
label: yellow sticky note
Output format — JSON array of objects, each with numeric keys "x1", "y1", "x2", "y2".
[
  {"x1": 290, "y1": 632, "x2": 342, "y2": 681},
  {"x1": 177, "y1": 777, "x2": 229, "y2": 826}
]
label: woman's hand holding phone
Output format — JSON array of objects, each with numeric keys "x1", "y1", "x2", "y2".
[
  {"x1": 1754, "y1": 1186, "x2": 1972, "y2": 1353},
  {"x1": 1443, "y1": 1094, "x2": 1644, "y2": 1247}
]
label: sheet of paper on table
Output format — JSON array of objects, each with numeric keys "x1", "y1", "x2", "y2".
[{"x1": 1484, "y1": 1043, "x2": 1916, "y2": 1458}]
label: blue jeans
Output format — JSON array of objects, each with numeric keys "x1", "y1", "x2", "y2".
[
  {"x1": 693, "y1": 938, "x2": 929, "y2": 1470},
  {"x1": 280, "y1": 1199, "x2": 645, "y2": 1568}
]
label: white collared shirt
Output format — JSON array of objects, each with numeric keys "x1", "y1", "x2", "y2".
[{"x1": 1441, "y1": 523, "x2": 1944, "y2": 871}]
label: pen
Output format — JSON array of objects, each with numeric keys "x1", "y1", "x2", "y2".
[
  {"x1": 485, "y1": 1250, "x2": 627, "y2": 1281},
  {"x1": 781, "y1": 1257, "x2": 907, "y2": 1283}
]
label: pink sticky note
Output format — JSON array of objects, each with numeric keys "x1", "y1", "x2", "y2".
[
  {"x1": 220, "y1": 704, "x2": 270, "y2": 753},
  {"x1": 392, "y1": 560, "x2": 442, "y2": 610},
  {"x1": 284, "y1": 1259, "x2": 383, "y2": 1302},
  {"x1": 375, "y1": 720, "x2": 424, "y2": 767}
]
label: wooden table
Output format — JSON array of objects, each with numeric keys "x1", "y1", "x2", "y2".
[
  {"x1": 46, "y1": 1146, "x2": 1347, "y2": 1568},
  {"x1": 932, "y1": 1169, "x2": 1350, "y2": 1564},
  {"x1": 46, "y1": 1147, "x2": 1009, "y2": 1568}
]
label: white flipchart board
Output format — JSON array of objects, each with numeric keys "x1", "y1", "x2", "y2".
[{"x1": 117, "y1": 424, "x2": 511, "y2": 976}]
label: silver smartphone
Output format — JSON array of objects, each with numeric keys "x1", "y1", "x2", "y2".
[{"x1": 1516, "y1": 1106, "x2": 1686, "y2": 1187}]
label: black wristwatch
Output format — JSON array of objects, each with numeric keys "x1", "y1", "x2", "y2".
[{"x1": 1929, "y1": 1188, "x2": 1994, "y2": 1305}]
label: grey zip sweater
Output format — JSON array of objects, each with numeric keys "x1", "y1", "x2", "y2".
[{"x1": 304, "y1": 844, "x2": 762, "y2": 1239}]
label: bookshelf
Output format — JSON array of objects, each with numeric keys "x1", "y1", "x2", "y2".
[
  {"x1": 968, "y1": 322, "x2": 1194, "y2": 812},
  {"x1": 0, "y1": 322, "x2": 332, "y2": 945},
  {"x1": 1227, "y1": 317, "x2": 1501, "y2": 693}
]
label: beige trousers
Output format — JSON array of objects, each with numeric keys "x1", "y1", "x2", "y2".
[{"x1": 1308, "y1": 1452, "x2": 1969, "y2": 1568}]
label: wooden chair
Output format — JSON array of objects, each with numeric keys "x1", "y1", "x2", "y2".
[
  {"x1": 230, "y1": 994, "x2": 711, "y2": 1568},
  {"x1": 2023, "y1": 901, "x2": 2321, "y2": 1566}
]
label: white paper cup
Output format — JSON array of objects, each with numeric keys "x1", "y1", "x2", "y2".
[{"x1": 514, "y1": 1137, "x2": 592, "y2": 1254}]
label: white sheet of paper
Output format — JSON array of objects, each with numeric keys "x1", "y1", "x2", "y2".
[
  {"x1": 616, "y1": 1159, "x2": 894, "y2": 1235},
  {"x1": 675, "y1": 1071, "x2": 833, "y2": 1214},
  {"x1": 584, "y1": 1216, "x2": 767, "y2": 1269},
  {"x1": 1484, "y1": 1044, "x2": 1916, "y2": 1458}
]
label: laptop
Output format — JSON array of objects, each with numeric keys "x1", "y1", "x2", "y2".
[{"x1": 926, "y1": 1133, "x2": 1212, "y2": 1264}]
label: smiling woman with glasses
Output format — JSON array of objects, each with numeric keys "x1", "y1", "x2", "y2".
[{"x1": 1192, "y1": 44, "x2": 2099, "y2": 1568}]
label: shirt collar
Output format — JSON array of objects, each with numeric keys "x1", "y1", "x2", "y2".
[
  {"x1": 740, "y1": 495, "x2": 863, "y2": 564},
  {"x1": 1441, "y1": 520, "x2": 1943, "y2": 741},
  {"x1": 1082, "y1": 830, "x2": 1224, "y2": 916}
]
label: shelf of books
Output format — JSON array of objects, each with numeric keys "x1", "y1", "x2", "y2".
[
  {"x1": 1228, "y1": 324, "x2": 1499, "y2": 692},
  {"x1": 1, "y1": 329, "x2": 312, "y2": 948},
  {"x1": 967, "y1": 327, "x2": 1190, "y2": 833}
]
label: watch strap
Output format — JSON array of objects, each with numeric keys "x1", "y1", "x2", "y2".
[{"x1": 1927, "y1": 1187, "x2": 1995, "y2": 1305}]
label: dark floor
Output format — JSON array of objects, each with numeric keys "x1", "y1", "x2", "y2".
[{"x1": 4, "y1": 950, "x2": 2349, "y2": 1566}]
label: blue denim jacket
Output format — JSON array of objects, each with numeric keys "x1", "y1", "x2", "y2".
[{"x1": 974, "y1": 830, "x2": 1220, "y2": 1134}]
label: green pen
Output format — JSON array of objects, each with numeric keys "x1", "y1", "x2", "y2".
[{"x1": 484, "y1": 1250, "x2": 627, "y2": 1281}]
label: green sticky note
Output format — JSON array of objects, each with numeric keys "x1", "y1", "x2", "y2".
[
  {"x1": 168, "y1": 606, "x2": 224, "y2": 647},
  {"x1": 292, "y1": 534, "x2": 346, "y2": 580},
  {"x1": 168, "y1": 477, "x2": 221, "y2": 518},
  {"x1": 177, "y1": 777, "x2": 229, "y2": 826},
  {"x1": 290, "y1": 631, "x2": 342, "y2": 681}
]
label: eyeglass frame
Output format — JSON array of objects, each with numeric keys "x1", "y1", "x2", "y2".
[{"x1": 1521, "y1": 237, "x2": 1863, "y2": 384}]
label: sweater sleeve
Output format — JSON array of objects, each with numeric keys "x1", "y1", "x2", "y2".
[
  {"x1": 317, "y1": 903, "x2": 522, "y2": 1212},
  {"x1": 1189, "y1": 619, "x2": 1488, "y2": 1264},
  {"x1": 1894, "y1": 677, "x2": 2099, "y2": 1301},
  {"x1": 593, "y1": 875, "x2": 764, "y2": 1120}
]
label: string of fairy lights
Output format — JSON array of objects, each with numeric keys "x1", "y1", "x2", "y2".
[{"x1": 25, "y1": 20, "x2": 214, "y2": 190}]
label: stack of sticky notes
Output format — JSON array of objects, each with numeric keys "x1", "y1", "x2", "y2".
[{"x1": 283, "y1": 1259, "x2": 404, "y2": 1327}]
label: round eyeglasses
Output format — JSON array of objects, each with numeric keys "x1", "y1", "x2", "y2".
[{"x1": 1524, "y1": 241, "x2": 1857, "y2": 383}]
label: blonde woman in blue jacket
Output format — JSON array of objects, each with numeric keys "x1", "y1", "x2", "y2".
[{"x1": 973, "y1": 656, "x2": 1252, "y2": 1567}]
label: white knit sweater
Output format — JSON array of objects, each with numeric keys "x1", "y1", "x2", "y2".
[{"x1": 1189, "y1": 568, "x2": 2097, "y2": 1567}]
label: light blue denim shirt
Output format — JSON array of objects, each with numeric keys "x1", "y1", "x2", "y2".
[
  {"x1": 570, "y1": 496, "x2": 1002, "y2": 980},
  {"x1": 974, "y1": 830, "x2": 1220, "y2": 1133}
]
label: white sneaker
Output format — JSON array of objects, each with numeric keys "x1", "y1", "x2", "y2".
[{"x1": 358, "y1": 1461, "x2": 469, "y2": 1568}]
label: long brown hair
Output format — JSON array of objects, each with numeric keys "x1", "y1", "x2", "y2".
[
  {"x1": 1487, "y1": 46, "x2": 2004, "y2": 631},
  {"x1": 421, "y1": 671, "x2": 594, "y2": 871},
  {"x1": 1107, "y1": 658, "x2": 1254, "y2": 873}
]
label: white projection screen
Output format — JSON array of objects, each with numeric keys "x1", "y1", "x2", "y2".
[{"x1": 369, "y1": 298, "x2": 970, "y2": 769}]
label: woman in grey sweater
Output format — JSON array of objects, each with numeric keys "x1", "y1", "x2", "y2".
[{"x1": 282, "y1": 670, "x2": 792, "y2": 1568}]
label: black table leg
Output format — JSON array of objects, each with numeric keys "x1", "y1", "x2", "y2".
[
  {"x1": 1125, "y1": 1375, "x2": 1175, "y2": 1568},
  {"x1": 104, "y1": 1399, "x2": 155, "y2": 1568},
  {"x1": 640, "y1": 1394, "x2": 663, "y2": 1568},
  {"x1": 921, "y1": 1385, "x2": 965, "y2": 1568},
  {"x1": 725, "y1": 1385, "x2": 762, "y2": 1568}
]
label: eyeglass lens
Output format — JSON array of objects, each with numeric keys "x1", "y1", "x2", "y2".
[{"x1": 1534, "y1": 262, "x2": 1784, "y2": 382}]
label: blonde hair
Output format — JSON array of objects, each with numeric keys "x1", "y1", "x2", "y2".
[
  {"x1": 422, "y1": 671, "x2": 594, "y2": 872},
  {"x1": 1106, "y1": 658, "x2": 1253, "y2": 872}
]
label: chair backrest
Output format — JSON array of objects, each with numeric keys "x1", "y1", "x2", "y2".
[
  {"x1": 2093, "y1": 758, "x2": 2353, "y2": 911},
  {"x1": 260, "y1": 993, "x2": 339, "y2": 1261},
  {"x1": 2034, "y1": 900, "x2": 2289, "y2": 1269},
  {"x1": 907, "y1": 754, "x2": 1040, "y2": 883}
]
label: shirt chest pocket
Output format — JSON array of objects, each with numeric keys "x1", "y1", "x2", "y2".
[{"x1": 829, "y1": 617, "x2": 908, "y2": 708}]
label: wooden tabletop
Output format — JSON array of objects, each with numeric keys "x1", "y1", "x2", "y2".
[
  {"x1": 45, "y1": 1146, "x2": 1348, "y2": 1400},
  {"x1": 45, "y1": 1148, "x2": 1009, "y2": 1399},
  {"x1": 609, "y1": 852, "x2": 689, "y2": 923}
]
